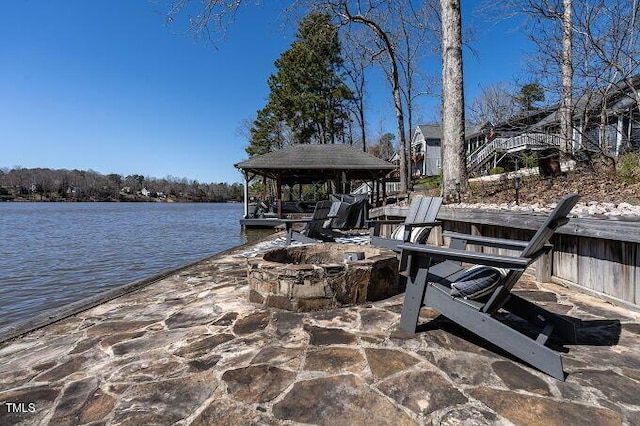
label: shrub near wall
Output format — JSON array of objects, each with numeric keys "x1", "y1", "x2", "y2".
[{"x1": 618, "y1": 152, "x2": 640, "y2": 183}]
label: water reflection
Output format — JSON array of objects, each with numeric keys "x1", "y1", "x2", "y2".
[{"x1": 0, "y1": 202, "x2": 261, "y2": 328}]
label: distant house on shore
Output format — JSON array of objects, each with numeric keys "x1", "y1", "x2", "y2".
[{"x1": 141, "y1": 188, "x2": 151, "y2": 197}]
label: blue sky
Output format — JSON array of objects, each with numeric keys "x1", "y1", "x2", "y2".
[{"x1": 1, "y1": 1, "x2": 532, "y2": 184}]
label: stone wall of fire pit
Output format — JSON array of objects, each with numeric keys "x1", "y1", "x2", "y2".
[{"x1": 247, "y1": 244, "x2": 398, "y2": 312}]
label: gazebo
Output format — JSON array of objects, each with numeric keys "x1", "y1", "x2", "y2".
[{"x1": 235, "y1": 144, "x2": 396, "y2": 222}]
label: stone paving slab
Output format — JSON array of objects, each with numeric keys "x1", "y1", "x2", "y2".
[{"x1": 1, "y1": 238, "x2": 639, "y2": 425}]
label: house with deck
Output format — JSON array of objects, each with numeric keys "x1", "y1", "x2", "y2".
[
  {"x1": 533, "y1": 77, "x2": 640, "y2": 157},
  {"x1": 411, "y1": 122, "x2": 497, "y2": 177},
  {"x1": 413, "y1": 76, "x2": 640, "y2": 177}
]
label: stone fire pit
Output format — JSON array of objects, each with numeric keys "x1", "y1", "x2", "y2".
[{"x1": 247, "y1": 243, "x2": 398, "y2": 312}]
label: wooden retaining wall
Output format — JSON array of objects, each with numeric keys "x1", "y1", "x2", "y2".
[{"x1": 370, "y1": 205, "x2": 640, "y2": 309}]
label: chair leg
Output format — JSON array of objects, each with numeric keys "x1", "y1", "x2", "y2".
[
  {"x1": 289, "y1": 231, "x2": 319, "y2": 244},
  {"x1": 503, "y1": 294, "x2": 578, "y2": 344},
  {"x1": 425, "y1": 284, "x2": 566, "y2": 380},
  {"x1": 399, "y1": 256, "x2": 432, "y2": 333}
]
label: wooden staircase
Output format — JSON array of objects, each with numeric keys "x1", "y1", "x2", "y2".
[{"x1": 467, "y1": 133, "x2": 562, "y2": 174}]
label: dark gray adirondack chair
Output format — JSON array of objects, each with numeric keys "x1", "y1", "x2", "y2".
[
  {"x1": 398, "y1": 193, "x2": 580, "y2": 380},
  {"x1": 370, "y1": 196, "x2": 443, "y2": 251},
  {"x1": 285, "y1": 200, "x2": 349, "y2": 244}
]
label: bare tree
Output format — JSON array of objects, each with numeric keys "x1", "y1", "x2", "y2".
[
  {"x1": 324, "y1": 0, "x2": 409, "y2": 193},
  {"x1": 572, "y1": 0, "x2": 640, "y2": 157},
  {"x1": 498, "y1": 0, "x2": 640, "y2": 164},
  {"x1": 440, "y1": 0, "x2": 467, "y2": 200},
  {"x1": 492, "y1": 1, "x2": 574, "y2": 152},
  {"x1": 560, "y1": 0, "x2": 573, "y2": 152},
  {"x1": 166, "y1": 0, "x2": 419, "y2": 193},
  {"x1": 163, "y1": 0, "x2": 258, "y2": 42},
  {"x1": 235, "y1": 116, "x2": 255, "y2": 144},
  {"x1": 468, "y1": 81, "x2": 519, "y2": 125},
  {"x1": 395, "y1": 1, "x2": 441, "y2": 183},
  {"x1": 164, "y1": 0, "x2": 446, "y2": 192},
  {"x1": 341, "y1": 27, "x2": 372, "y2": 151}
]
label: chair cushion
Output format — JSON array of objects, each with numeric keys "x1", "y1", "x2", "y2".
[
  {"x1": 391, "y1": 225, "x2": 431, "y2": 243},
  {"x1": 450, "y1": 266, "x2": 507, "y2": 299}
]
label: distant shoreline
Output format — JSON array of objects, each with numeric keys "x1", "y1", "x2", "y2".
[
  {"x1": 0, "y1": 196, "x2": 241, "y2": 203},
  {"x1": 0, "y1": 167, "x2": 244, "y2": 203}
]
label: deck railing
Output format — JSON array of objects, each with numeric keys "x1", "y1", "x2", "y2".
[{"x1": 467, "y1": 133, "x2": 562, "y2": 173}]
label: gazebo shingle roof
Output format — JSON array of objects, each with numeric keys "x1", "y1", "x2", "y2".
[
  {"x1": 236, "y1": 144, "x2": 395, "y2": 170},
  {"x1": 235, "y1": 144, "x2": 396, "y2": 182}
]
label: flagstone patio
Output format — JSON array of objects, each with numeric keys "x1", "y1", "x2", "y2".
[{"x1": 1, "y1": 236, "x2": 640, "y2": 425}]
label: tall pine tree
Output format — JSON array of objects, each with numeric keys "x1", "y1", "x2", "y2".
[
  {"x1": 246, "y1": 12, "x2": 352, "y2": 155},
  {"x1": 247, "y1": 107, "x2": 287, "y2": 157}
]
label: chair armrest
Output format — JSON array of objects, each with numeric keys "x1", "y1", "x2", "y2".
[
  {"x1": 366, "y1": 219, "x2": 405, "y2": 226},
  {"x1": 443, "y1": 231, "x2": 552, "y2": 252},
  {"x1": 398, "y1": 242, "x2": 530, "y2": 270},
  {"x1": 405, "y1": 221, "x2": 441, "y2": 229},
  {"x1": 280, "y1": 218, "x2": 313, "y2": 231}
]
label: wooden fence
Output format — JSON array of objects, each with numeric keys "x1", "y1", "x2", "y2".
[{"x1": 370, "y1": 205, "x2": 640, "y2": 310}]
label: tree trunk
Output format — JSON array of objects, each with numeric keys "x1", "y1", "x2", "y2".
[
  {"x1": 440, "y1": 0, "x2": 467, "y2": 201},
  {"x1": 368, "y1": 26, "x2": 407, "y2": 193},
  {"x1": 407, "y1": 104, "x2": 414, "y2": 188},
  {"x1": 342, "y1": 12, "x2": 408, "y2": 193},
  {"x1": 392, "y1": 83, "x2": 408, "y2": 193},
  {"x1": 359, "y1": 104, "x2": 366, "y2": 151},
  {"x1": 560, "y1": 0, "x2": 573, "y2": 152},
  {"x1": 406, "y1": 72, "x2": 414, "y2": 188}
]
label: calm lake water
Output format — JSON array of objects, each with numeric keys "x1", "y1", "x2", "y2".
[{"x1": 0, "y1": 202, "x2": 272, "y2": 329}]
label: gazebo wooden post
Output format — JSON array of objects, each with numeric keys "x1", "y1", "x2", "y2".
[
  {"x1": 262, "y1": 176, "x2": 267, "y2": 201},
  {"x1": 382, "y1": 177, "x2": 387, "y2": 206},
  {"x1": 242, "y1": 171, "x2": 250, "y2": 219},
  {"x1": 370, "y1": 180, "x2": 375, "y2": 206},
  {"x1": 276, "y1": 174, "x2": 283, "y2": 218}
]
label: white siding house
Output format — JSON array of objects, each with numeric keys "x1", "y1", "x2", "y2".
[
  {"x1": 411, "y1": 123, "x2": 495, "y2": 177},
  {"x1": 411, "y1": 125, "x2": 443, "y2": 177}
]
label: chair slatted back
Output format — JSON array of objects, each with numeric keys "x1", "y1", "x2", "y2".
[
  {"x1": 328, "y1": 201, "x2": 351, "y2": 229},
  {"x1": 401, "y1": 196, "x2": 443, "y2": 242},
  {"x1": 306, "y1": 200, "x2": 334, "y2": 238},
  {"x1": 520, "y1": 193, "x2": 580, "y2": 259},
  {"x1": 406, "y1": 196, "x2": 442, "y2": 224},
  {"x1": 488, "y1": 193, "x2": 580, "y2": 311}
]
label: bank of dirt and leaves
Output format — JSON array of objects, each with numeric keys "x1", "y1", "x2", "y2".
[{"x1": 414, "y1": 152, "x2": 640, "y2": 207}]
